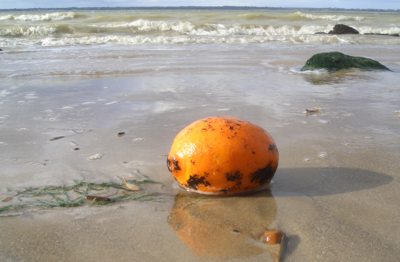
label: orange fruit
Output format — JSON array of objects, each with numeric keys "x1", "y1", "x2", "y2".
[{"x1": 167, "y1": 116, "x2": 278, "y2": 194}]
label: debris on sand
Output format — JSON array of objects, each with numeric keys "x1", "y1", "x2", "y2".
[
  {"x1": 49, "y1": 136, "x2": 65, "y2": 141},
  {"x1": 119, "y1": 176, "x2": 141, "y2": 191},
  {"x1": 264, "y1": 229, "x2": 284, "y2": 245},
  {"x1": 86, "y1": 195, "x2": 112, "y2": 202},
  {"x1": 304, "y1": 107, "x2": 321, "y2": 115},
  {"x1": 88, "y1": 153, "x2": 103, "y2": 160},
  {"x1": 264, "y1": 229, "x2": 285, "y2": 262}
]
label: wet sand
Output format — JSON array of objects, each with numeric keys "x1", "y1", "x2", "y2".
[{"x1": 1, "y1": 45, "x2": 400, "y2": 261}]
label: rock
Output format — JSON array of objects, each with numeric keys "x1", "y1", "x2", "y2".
[
  {"x1": 301, "y1": 52, "x2": 390, "y2": 72},
  {"x1": 329, "y1": 24, "x2": 359, "y2": 34}
]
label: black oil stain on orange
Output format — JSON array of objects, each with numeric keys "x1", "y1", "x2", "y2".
[
  {"x1": 187, "y1": 175, "x2": 210, "y2": 190},
  {"x1": 251, "y1": 165, "x2": 276, "y2": 185},
  {"x1": 268, "y1": 143, "x2": 277, "y2": 152},
  {"x1": 167, "y1": 157, "x2": 181, "y2": 172},
  {"x1": 225, "y1": 171, "x2": 242, "y2": 182}
]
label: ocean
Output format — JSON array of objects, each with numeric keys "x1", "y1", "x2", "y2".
[
  {"x1": 1, "y1": 7, "x2": 400, "y2": 262},
  {"x1": 1, "y1": 8, "x2": 399, "y2": 78},
  {"x1": 1, "y1": 8, "x2": 400, "y2": 47}
]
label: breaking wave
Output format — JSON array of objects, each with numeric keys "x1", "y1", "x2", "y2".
[
  {"x1": 293, "y1": 11, "x2": 365, "y2": 22},
  {"x1": 0, "y1": 9, "x2": 399, "y2": 47},
  {"x1": 0, "y1": 20, "x2": 334, "y2": 38},
  {"x1": 38, "y1": 34, "x2": 348, "y2": 46},
  {"x1": 93, "y1": 19, "x2": 333, "y2": 36},
  {"x1": 0, "y1": 12, "x2": 78, "y2": 21}
]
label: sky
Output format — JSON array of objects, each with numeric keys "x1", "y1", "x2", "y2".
[{"x1": 0, "y1": 0, "x2": 399, "y2": 10}]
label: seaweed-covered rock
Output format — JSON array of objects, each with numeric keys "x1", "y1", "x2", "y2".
[
  {"x1": 301, "y1": 52, "x2": 390, "y2": 72},
  {"x1": 329, "y1": 24, "x2": 359, "y2": 34}
]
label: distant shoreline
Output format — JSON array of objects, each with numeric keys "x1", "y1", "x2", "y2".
[{"x1": 0, "y1": 6, "x2": 399, "y2": 12}]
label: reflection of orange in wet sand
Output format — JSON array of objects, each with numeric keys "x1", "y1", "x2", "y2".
[
  {"x1": 168, "y1": 191, "x2": 277, "y2": 259},
  {"x1": 167, "y1": 117, "x2": 279, "y2": 195}
]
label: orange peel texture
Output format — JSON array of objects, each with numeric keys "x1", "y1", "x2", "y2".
[{"x1": 167, "y1": 117, "x2": 279, "y2": 195}]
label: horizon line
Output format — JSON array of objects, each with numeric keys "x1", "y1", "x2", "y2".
[{"x1": 0, "y1": 6, "x2": 399, "y2": 11}]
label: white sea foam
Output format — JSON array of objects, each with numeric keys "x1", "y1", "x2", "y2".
[
  {"x1": 39, "y1": 33, "x2": 347, "y2": 46},
  {"x1": 0, "y1": 25, "x2": 56, "y2": 37},
  {"x1": 0, "y1": 89, "x2": 12, "y2": 98},
  {"x1": 94, "y1": 19, "x2": 332, "y2": 37},
  {"x1": 358, "y1": 26, "x2": 400, "y2": 35},
  {"x1": 105, "y1": 101, "x2": 118, "y2": 105},
  {"x1": 152, "y1": 101, "x2": 186, "y2": 114},
  {"x1": 0, "y1": 15, "x2": 13, "y2": 21},
  {"x1": 24, "y1": 92, "x2": 38, "y2": 100},
  {"x1": 98, "y1": 19, "x2": 196, "y2": 33},
  {"x1": 81, "y1": 101, "x2": 96, "y2": 105},
  {"x1": 0, "y1": 12, "x2": 76, "y2": 22},
  {"x1": 294, "y1": 11, "x2": 364, "y2": 22}
]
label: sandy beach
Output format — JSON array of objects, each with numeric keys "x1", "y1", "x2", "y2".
[{"x1": 1, "y1": 8, "x2": 400, "y2": 261}]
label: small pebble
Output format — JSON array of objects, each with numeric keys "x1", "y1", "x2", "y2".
[
  {"x1": 88, "y1": 153, "x2": 103, "y2": 160},
  {"x1": 264, "y1": 230, "x2": 284, "y2": 245},
  {"x1": 117, "y1": 132, "x2": 126, "y2": 137}
]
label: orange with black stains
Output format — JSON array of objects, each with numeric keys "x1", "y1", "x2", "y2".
[{"x1": 167, "y1": 116, "x2": 279, "y2": 194}]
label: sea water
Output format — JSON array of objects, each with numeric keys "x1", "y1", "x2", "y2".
[{"x1": 0, "y1": 8, "x2": 400, "y2": 47}]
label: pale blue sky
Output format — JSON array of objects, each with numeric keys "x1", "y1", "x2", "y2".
[{"x1": 0, "y1": 0, "x2": 399, "y2": 10}]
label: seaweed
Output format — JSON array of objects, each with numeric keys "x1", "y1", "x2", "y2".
[
  {"x1": 0, "y1": 177, "x2": 163, "y2": 216},
  {"x1": 0, "y1": 205, "x2": 16, "y2": 213}
]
